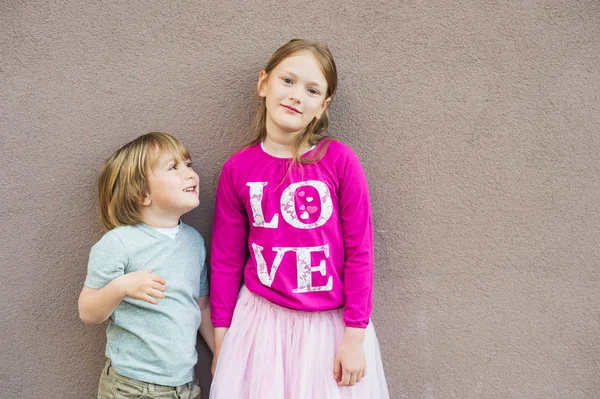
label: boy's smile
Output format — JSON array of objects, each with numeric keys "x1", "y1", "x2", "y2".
[{"x1": 183, "y1": 183, "x2": 198, "y2": 195}]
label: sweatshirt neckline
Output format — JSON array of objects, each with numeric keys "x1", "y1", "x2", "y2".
[{"x1": 258, "y1": 141, "x2": 319, "y2": 161}]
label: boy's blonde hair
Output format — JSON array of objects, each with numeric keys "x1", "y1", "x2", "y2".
[{"x1": 98, "y1": 132, "x2": 191, "y2": 232}]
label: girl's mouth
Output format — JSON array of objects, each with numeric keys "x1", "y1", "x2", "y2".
[{"x1": 281, "y1": 105, "x2": 301, "y2": 114}]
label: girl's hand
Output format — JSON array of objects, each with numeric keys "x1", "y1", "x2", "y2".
[
  {"x1": 212, "y1": 327, "x2": 229, "y2": 376},
  {"x1": 210, "y1": 327, "x2": 229, "y2": 377},
  {"x1": 211, "y1": 348, "x2": 220, "y2": 376},
  {"x1": 116, "y1": 269, "x2": 166, "y2": 304},
  {"x1": 334, "y1": 327, "x2": 366, "y2": 386}
]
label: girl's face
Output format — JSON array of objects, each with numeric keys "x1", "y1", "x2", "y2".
[{"x1": 258, "y1": 52, "x2": 331, "y2": 138}]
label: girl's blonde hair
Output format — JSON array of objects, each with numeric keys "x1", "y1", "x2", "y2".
[
  {"x1": 98, "y1": 132, "x2": 190, "y2": 232},
  {"x1": 249, "y1": 39, "x2": 339, "y2": 163}
]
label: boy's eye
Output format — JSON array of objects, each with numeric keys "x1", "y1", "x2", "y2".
[
  {"x1": 186, "y1": 162, "x2": 193, "y2": 168},
  {"x1": 168, "y1": 164, "x2": 177, "y2": 170},
  {"x1": 308, "y1": 88, "x2": 320, "y2": 95},
  {"x1": 282, "y1": 77, "x2": 293, "y2": 85}
]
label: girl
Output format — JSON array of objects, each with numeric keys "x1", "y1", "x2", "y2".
[{"x1": 210, "y1": 40, "x2": 389, "y2": 398}]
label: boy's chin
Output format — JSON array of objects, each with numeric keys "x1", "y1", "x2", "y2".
[
  {"x1": 176, "y1": 202, "x2": 200, "y2": 218},
  {"x1": 185, "y1": 201, "x2": 200, "y2": 212},
  {"x1": 190, "y1": 200, "x2": 201, "y2": 211}
]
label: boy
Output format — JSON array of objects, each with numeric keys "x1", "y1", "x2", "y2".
[{"x1": 78, "y1": 132, "x2": 213, "y2": 399}]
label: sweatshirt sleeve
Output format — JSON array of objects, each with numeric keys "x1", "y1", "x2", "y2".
[
  {"x1": 210, "y1": 160, "x2": 249, "y2": 328},
  {"x1": 338, "y1": 146, "x2": 374, "y2": 328}
]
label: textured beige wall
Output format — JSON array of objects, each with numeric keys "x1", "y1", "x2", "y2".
[{"x1": 1, "y1": 1, "x2": 599, "y2": 398}]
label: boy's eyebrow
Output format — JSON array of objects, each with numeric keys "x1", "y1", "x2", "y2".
[
  {"x1": 157, "y1": 156, "x2": 175, "y2": 167},
  {"x1": 281, "y1": 71, "x2": 326, "y2": 89},
  {"x1": 166, "y1": 156, "x2": 192, "y2": 165}
]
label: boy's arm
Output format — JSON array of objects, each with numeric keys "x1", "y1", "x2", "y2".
[
  {"x1": 78, "y1": 283, "x2": 126, "y2": 325},
  {"x1": 78, "y1": 269, "x2": 166, "y2": 324},
  {"x1": 198, "y1": 296, "x2": 215, "y2": 353}
]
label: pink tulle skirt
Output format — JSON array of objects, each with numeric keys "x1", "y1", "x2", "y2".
[{"x1": 210, "y1": 286, "x2": 389, "y2": 399}]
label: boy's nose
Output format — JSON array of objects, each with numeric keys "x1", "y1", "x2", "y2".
[{"x1": 186, "y1": 170, "x2": 198, "y2": 180}]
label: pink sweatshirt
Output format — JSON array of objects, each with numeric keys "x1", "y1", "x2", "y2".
[{"x1": 210, "y1": 139, "x2": 374, "y2": 329}]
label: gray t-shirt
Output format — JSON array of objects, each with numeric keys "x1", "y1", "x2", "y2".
[{"x1": 85, "y1": 222, "x2": 209, "y2": 386}]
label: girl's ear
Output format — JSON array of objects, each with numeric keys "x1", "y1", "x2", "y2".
[
  {"x1": 257, "y1": 70, "x2": 268, "y2": 98},
  {"x1": 315, "y1": 97, "x2": 332, "y2": 120}
]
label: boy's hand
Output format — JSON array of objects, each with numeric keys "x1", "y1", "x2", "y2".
[
  {"x1": 333, "y1": 327, "x2": 366, "y2": 386},
  {"x1": 117, "y1": 269, "x2": 166, "y2": 304}
]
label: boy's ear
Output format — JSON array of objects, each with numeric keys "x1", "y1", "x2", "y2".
[
  {"x1": 257, "y1": 70, "x2": 268, "y2": 98},
  {"x1": 140, "y1": 192, "x2": 151, "y2": 207}
]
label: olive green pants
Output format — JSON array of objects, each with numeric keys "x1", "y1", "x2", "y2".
[{"x1": 97, "y1": 359, "x2": 201, "y2": 399}]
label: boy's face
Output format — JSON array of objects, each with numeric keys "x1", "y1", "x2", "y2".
[{"x1": 143, "y1": 152, "x2": 200, "y2": 219}]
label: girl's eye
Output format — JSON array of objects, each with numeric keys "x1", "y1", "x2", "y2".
[
  {"x1": 308, "y1": 88, "x2": 320, "y2": 95},
  {"x1": 282, "y1": 77, "x2": 293, "y2": 85},
  {"x1": 169, "y1": 164, "x2": 177, "y2": 170},
  {"x1": 186, "y1": 162, "x2": 193, "y2": 168}
]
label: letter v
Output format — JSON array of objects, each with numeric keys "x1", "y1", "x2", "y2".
[{"x1": 252, "y1": 243, "x2": 291, "y2": 287}]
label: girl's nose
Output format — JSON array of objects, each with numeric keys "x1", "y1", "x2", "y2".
[{"x1": 289, "y1": 90, "x2": 302, "y2": 103}]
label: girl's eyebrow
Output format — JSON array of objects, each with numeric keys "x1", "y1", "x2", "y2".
[{"x1": 282, "y1": 71, "x2": 326, "y2": 89}]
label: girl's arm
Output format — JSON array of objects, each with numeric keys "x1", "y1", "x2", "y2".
[
  {"x1": 78, "y1": 269, "x2": 166, "y2": 324},
  {"x1": 334, "y1": 145, "x2": 375, "y2": 385},
  {"x1": 197, "y1": 296, "x2": 215, "y2": 353},
  {"x1": 210, "y1": 160, "x2": 248, "y2": 375},
  {"x1": 213, "y1": 327, "x2": 228, "y2": 354},
  {"x1": 210, "y1": 160, "x2": 249, "y2": 328},
  {"x1": 338, "y1": 145, "x2": 374, "y2": 329}
]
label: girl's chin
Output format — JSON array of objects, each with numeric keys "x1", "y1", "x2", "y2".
[
  {"x1": 273, "y1": 123, "x2": 307, "y2": 134},
  {"x1": 273, "y1": 116, "x2": 308, "y2": 129}
]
